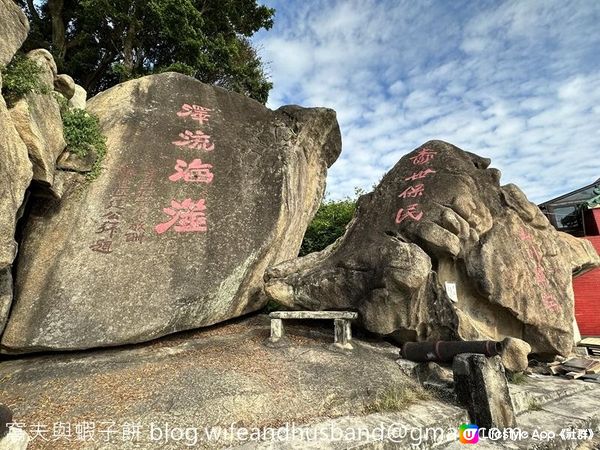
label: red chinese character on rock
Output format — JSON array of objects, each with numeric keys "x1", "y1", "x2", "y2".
[
  {"x1": 155, "y1": 198, "x2": 208, "y2": 234},
  {"x1": 90, "y1": 239, "x2": 113, "y2": 254},
  {"x1": 177, "y1": 104, "x2": 211, "y2": 124},
  {"x1": 168, "y1": 159, "x2": 214, "y2": 183},
  {"x1": 172, "y1": 130, "x2": 215, "y2": 151},
  {"x1": 518, "y1": 226, "x2": 533, "y2": 241},
  {"x1": 405, "y1": 168, "x2": 436, "y2": 181},
  {"x1": 410, "y1": 148, "x2": 437, "y2": 165},
  {"x1": 395, "y1": 203, "x2": 424, "y2": 224},
  {"x1": 398, "y1": 184, "x2": 425, "y2": 199},
  {"x1": 534, "y1": 266, "x2": 548, "y2": 285},
  {"x1": 542, "y1": 294, "x2": 560, "y2": 312}
]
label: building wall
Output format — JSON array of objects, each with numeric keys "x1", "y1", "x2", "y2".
[{"x1": 573, "y1": 236, "x2": 600, "y2": 336}]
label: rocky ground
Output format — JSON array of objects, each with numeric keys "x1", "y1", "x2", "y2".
[
  {"x1": 1, "y1": 315, "x2": 599, "y2": 449},
  {"x1": 0, "y1": 314, "x2": 422, "y2": 449}
]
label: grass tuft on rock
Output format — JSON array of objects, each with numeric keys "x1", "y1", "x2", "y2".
[
  {"x1": 59, "y1": 102, "x2": 107, "y2": 181},
  {"x1": 527, "y1": 398, "x2": 543, "y2": 411},
  {"x1": 1, "y1": 53, "x2": 51, "y2": 106},
  {"x1": 508, "y1": 372, "x2": 528, "y2": 385},
  {"x1": 365, "y1": 383, "x2": 431, "y2": 413}
]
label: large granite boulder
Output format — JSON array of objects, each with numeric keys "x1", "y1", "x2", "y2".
[
  {"x1": 1, "y1": 72, "x2": 340, "y2": 352},
  {"x1": 0, "y1": 0, "x2": 29, "y2": 66},
  {"x1": 265, "y1": 141, "x2": 600, "y2": 357}
]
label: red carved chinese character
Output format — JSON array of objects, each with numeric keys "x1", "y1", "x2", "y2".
[
  {"x1": 518, "y1": 226, "x2": 533, "y2": 241},
  {"x1": 90, "y1": 239, "x2": 113, "y2": 254},
  {"x1": 177, "y1": 104, "x2": 211, "y2": 124},
  {"x1": 125, "y1": 223, "x2": 146, "y2": 242},
  {"x1": 155, "y1": 198, "x2": 207, "y2": 234},
  {"x1": 542, "y1": 294, "x2": 560, "y2": 312},
  {"x1": 527, "y1": 246, "x2": 543, "y2": 264},
  {"x1": 172, "y1": 130, "x2": 215, "y2": 151},
  {"x1": 410, "y1": 148, "x2": 437, "y2": 165},
  {"x1": 398, "y1": 184, "x2": 425, "y2": 199},
  {"x1": 395, "y1": 203, "x2": 424, "y2": 224},
  {"x1": 405, "y1": 168, "x2": 436, "y2": 181},
  {"x1": 168, "y1": 159, "x2": 214, "y2": 184},
  {"x1": 534, "y1": 266, "x2": 548, "y2": 285}
]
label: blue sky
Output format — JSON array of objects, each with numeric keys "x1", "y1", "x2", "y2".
[{"x1": 254, "y1": 0, "x2": 600, "y2": 203}]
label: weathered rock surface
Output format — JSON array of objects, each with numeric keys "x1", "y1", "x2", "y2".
[
  {"x1": 54, "y1": 74, "x2": 76, "y2": 99},
  {"x1": 0, "y1": 78, "x2": 32, "y2": 334},
  {"x1": 9, "y1": 92, "x2": 66, "y2": 185},
  {"x1": 0, "y1": 315, "x2": 419, "y2": 449},
  {"x1": 265, "y1": 141, "x2": 600, "y2": 357},
  {"x1": 0, "y1": 91, "x2": 31, "y2": 270},
  {"x1": 57, "y1": 146, "x2": 97, "y2": 173},
  {"x1": 0, "y1": 0, "x2": 29, "y2": 66},
  {"x1": 68, "y1": 84, "x2": 87, "y2": 109},
  {"x1": 453, "y1": 354, "x2": 517, "y2": 428},
  {"x1": 1, "y1": 72, "x2": 340, "y2": 352},
  {"x1": 25, "y1": 49, "x2": 57, "y2": 87},
  {"x1": 501, "y1": 337, "x2": 531, "y2": 373}
]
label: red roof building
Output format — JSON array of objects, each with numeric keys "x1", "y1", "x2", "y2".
[{"x1": 539, "y1": 179, "x2": 600, "y2": 336}]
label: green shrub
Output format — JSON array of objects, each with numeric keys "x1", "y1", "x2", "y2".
[
  {"x1": 1, "y1": 54, "x2": 51, "y2": 105},
  {"x1": 299, "y1": 196, "x2": 358, "y2": 256},
  {"x1": 61, "y1": 108, "x2": 107, "y2": 180}
]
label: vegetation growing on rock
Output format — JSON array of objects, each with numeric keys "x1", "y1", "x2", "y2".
[
  {"x1": 300, "y1": 194, "x2": 359, "y2": 256},
  {"x1": 0, "y1": 53, "x2": 50, "y2": 105},
  {"x1": 55, "y1": 93, "x2": 107, "y2": 180},
  {"x1": 365, "y1": 383, "x2": 431, "y2": 413}
]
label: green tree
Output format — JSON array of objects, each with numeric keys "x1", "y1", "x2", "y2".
[
  {"x1": 299, "y1": 193, "x2": 361, "y2": 256},
  {"x1": 17, "y1": 0, "x2": 274, "y2": 102}
]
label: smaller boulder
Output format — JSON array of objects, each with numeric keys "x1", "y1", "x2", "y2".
[
  {"x1": 69, "y1": 84, "x2": 87, "y2": 110},
  {"x1": 501, "y1": 337, "x2": 531, "y2": 373},
  {"x1": 25, "y1": 49, "x2": 57, "y2": 87},
  {"x1": 453, "y1": 354, "x2": 517, "y2": 429},
  {"x1": 54, "y1": 74, "x2": 76, "y2": 99}
]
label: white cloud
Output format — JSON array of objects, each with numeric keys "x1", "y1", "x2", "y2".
[{"x1": 256, "y1": 0, "x2": 600, "y2": 203}]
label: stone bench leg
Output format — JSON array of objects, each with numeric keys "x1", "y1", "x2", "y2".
[
  {"x1": 270, "y1": 318, "x2": 284, "y2": 343},
  {"x1": 334, "y1": 319, "x2": 353, "y2": 349}
]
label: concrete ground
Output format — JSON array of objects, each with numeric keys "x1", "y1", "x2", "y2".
[{"x1": 0, "y1": 314, "x2": 599, "y2": 449}]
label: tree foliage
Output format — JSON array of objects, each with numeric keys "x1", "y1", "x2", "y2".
[
  {"x1": 299, "y1": 195, "x2": 359, "y2": 257},
  {"x1": 17, "y1": 0, "x2": 274, "y2": 102}
]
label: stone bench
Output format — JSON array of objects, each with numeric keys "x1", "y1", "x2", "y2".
[{"x1": 269, "y1": 311, "x2": 358, "y2": 350}]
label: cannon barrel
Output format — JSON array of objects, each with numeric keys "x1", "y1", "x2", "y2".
[{"x1": 401, "y1": 340, "x2": 502, "y2": 363}]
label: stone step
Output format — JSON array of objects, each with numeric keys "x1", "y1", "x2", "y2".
[
  {"x1": 509, "y1": 376, "x2": 598, "y2": 415},
  {"x1": 440, "y1": 384, "x2": 600, "y2": 449}
]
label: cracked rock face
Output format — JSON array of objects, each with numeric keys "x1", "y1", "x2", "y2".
[
  {"x1": 265, "y1": 140, "x2": 600, "y2": 357},
  {"x1": 1, "y1": 72, "x2": 341, "y2": 353}
]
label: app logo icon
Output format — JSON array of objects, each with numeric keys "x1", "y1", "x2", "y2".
[{"x1": 459, "y1": 424, "x2": 479, "y2": 444}]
